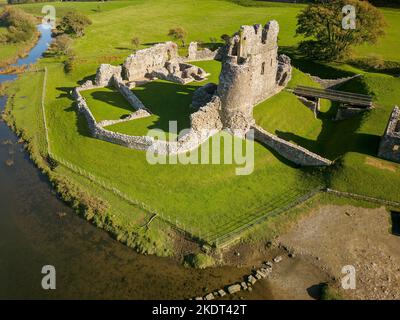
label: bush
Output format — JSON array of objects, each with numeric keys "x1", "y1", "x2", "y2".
[
  {"x1": 57, "y1": 11, "x2": 92, "y2": 37},
  {"x1": 64, "y1": 52, "x2": 77, "y2": 73},
  {"x1": 184, "y1": 253, "x2": 215, "y2": 269},
  {"x1": 131, "y1": 36, "x2": 140, "y2": 50},
  {"x1": 47, "y1": 34, "x2": 73, "y2": 56},
  {"x1": 0, "y1": 6, "x2": 36, "y2": 43},
  {"x1": 168, "y1": 27, "x2": 187, "y2": 47},
  {"x1": 220, "y1": 34, "x2": 230, "y2": 44}
]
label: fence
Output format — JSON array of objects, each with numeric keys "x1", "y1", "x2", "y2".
[
  {"x1": 40, "y1": 67, "x2": 51, "y2": 155},
  {"x1": 326, "y1": 188, "x2": 400, "y2": 208}
]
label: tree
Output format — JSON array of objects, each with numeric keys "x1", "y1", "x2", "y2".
[
  {"x1": 64, "y1": 52, "x2": 77, "y2": 73},
  {"x1": 168, "y1": 27, "x2": 187, "y2": 47},
  {"x1": 131, "y1": 36, "x2": 140, "y2": 50},
  {"x1": 0, "y1": 6, "x2": 36, "y2": 43},
  {"x1": 57, "y1": 11, "x2": 92, "y2": 37},
  {"x1": 296, "y1": 0, "x2": 385, "y2": 60},
  {"x1": 220, "y1": 34, "x2": 230, "y2": 44}
]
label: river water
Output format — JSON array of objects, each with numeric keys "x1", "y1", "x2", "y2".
[{"x1": 0, "y1": 25, "x2": 251, "y2": 300}]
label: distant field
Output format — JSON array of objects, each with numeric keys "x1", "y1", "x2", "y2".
[{"x1": 5, "y1": 0, "x2": 400, "y2": 251}]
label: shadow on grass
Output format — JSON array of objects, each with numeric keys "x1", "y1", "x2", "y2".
[
  {"x1": 271, "y1": 71, "x2": 380, "y2": 161},
  {"x1": 89, "y1": 89, "x2": 134, "y2": 114},
  {"x1": 115, "y1": 47, "x2": 132, "y2": 51},
  {"x1": 280, "y1": 46, "x2": 355, "y2": 79},
  {"x1": 132, "y1": 80, "x2": 199, "y2": 133},
  {"x1": 199, "y1": 42, "x2": 224, "y2": 52},
  {"x1": 78, "y1": 74, "x2": 96, "y2": 86},
  {"x1": 56, "y1": 86, "x2": 74, "y2": 99},
  {"x1": 346, "y1": 59, "x2": 400, "y2": 77}
]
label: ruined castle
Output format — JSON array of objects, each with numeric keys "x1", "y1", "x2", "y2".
[{"x1": 72, "y1": 20, "x2": 337, "y2": 166}]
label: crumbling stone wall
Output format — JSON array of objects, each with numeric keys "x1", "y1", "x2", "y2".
[
  {"x1": 309, "y1": 74, "x2": 362, "y2": 89},
  {"x1": 216, "y1": 20, "x2": 292, "y2": 133},
  {"x1": 297, "y1": 95, "x2": 320, "y2": 118},
  {"x1": 187, "y1": 42, "x2": 220, "y2": 61},
  {"x1": 252, "y1": 125, "x2": 332, "y2": 166},
  {"x1": 72, "y1": 82, "x2": 217, "y2": 155},
  {"x1": 190, "y1": 96, "x2": 223, "y2": 131},
  {"x1": 95, "y1": 64, "x2": 122, "y2": 87},
  {"x1": 150, "y1": 61, "x2": 209, "y2": 84},
  {"x1": 123, "y1": 42, "x2": 179, "y2": 81},
  {"x1": 121, "y1": 41, "x2": 209, "y2": 84},
  {"x1": 334, "y1": 105, "x2": 368, "y2": 121},
  {"x1": 72, "y1": 86, "x2": 154, "y2": 151},
  {"x1": 192, "y1": 83, "x2": 218, "y2": 109},
  {"x1": 112, "y1": 78, "x2": 147, "y2": 110},
  {"x1": 378, "y1": 106, "x2": 400, "y2": 163}
]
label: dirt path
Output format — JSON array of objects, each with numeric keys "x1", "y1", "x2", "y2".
[{"x1": 278, "y1": 205, "x2": 400, "y2": 299}]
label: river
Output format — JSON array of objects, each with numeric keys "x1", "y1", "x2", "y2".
[{"x1": 0, "y1": 25, "x2": 254, "y2": 300}]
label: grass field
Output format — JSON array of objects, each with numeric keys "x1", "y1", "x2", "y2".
[{"x1": 4, "y1": 0, "x2": 400, "y2": 253}]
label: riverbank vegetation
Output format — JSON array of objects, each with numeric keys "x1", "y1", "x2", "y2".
[
  {"x1": 0, "y1": 6, "x2": 38, "y2": 67},
  {"x1": 3, "y1": 0, "x2": 400, "y2": 259}
]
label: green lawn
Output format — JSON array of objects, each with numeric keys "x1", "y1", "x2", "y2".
[
  {"x1": 5, "y1": 0, "x2": 400, "y2": 251},
  {"x1": 82, "y1": 87, "x2": 136, "y2": 122},
  {"x1": 105, "y1": 60, "x2": 221, "y2": 137},
  {"x1": 254, "y1": 68, "x2": 332, "y2": 155}
]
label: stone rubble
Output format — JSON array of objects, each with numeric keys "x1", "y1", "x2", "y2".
[{"x1": 190, "y1": 254, "x2": 287, "y2": 300}]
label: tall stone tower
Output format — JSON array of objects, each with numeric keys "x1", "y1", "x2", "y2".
[{"x1": 217, "y1": 20, "x2": 289, "y2": 134}]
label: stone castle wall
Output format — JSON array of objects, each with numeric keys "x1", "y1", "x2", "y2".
[
  {"x1": 378, "y1": 106, "x2": 400, "y2": 163},
  {"x1": 112, "y1": 78, "x2": 147, "y2": 111},
  {"x1": 252, "y1": 125, "x2": 332, "y2": 166},
  {"x1": 217, "y1": 20, "x2": 291, "y2": 132},
  {"x1": 123, "y1": 42, "x2": 179, "y2": 81},
  {"x1": 72, "y1": 80, "x2": 218, "y2": 155},
  {"x1": 187, "y1": 42, "x2": 220, "y2": 61}
]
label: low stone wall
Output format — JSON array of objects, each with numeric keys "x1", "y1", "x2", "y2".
[
  {"x1": 73, "y1": 83, "x2": 215, "y2": 155},
  {"x1": 378, "y1": 106, "x2": 400, "y2": 163},
  {"x1": 334, "y1": 105, "x2": 369, "y2": 121},
  {"x1": 94, "y1": 126, "x2": 154, "y2": 151},
  {"x1": 296, "y1": 95, "x2": 320, "y2": 118},
  {"x1": 252, "y1": 125, "x2": 332, "y2": 166},
  {"x1": 72, "y1": 87, "x2": 154, "y2": 150},
  {"x1": 187, "y1": 42, "x2": 220, "y2": 61},
  {"x1": 192, "y1": 255, "x2": 284, "y2": 300},
  {"x1": 113, "y1": 79, "x2": 147, "y2": 111},
  {"x1": 309, "y1": 74, "x2": 362, "y2": 89},
  {"x1": 97, "y1": 109, "x2": 151, "y2": 128}
]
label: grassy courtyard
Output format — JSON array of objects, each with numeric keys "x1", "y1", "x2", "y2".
[
  {"x1": 3, "y1": 0, "x2": 400, "y2": 254},
  {"x1": 105, "y1": 60, "x2": 221, "y2": 136}
]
